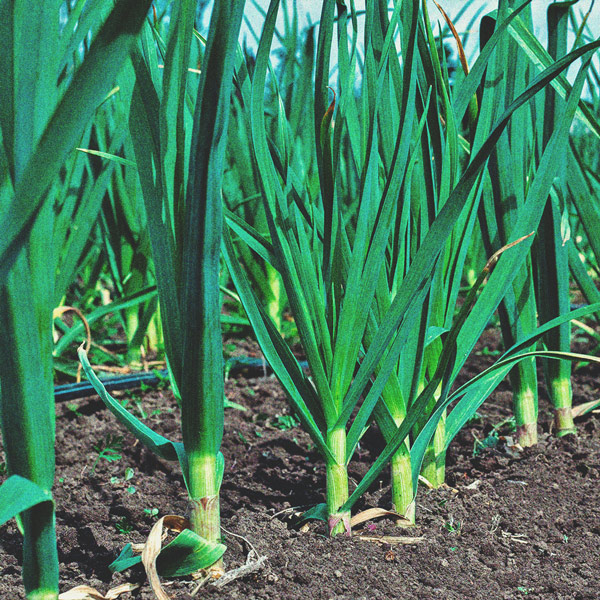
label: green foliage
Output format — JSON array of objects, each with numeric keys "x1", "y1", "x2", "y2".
[
  {"x1": 1, "y1": 1, "x2": 600, "y2": 594},
  {"x1": 0, "y1": 2, "x2": 152, "y2": 597},
  {"x1": 224, "y1": 0, "x2": 600, "y2": 533}
]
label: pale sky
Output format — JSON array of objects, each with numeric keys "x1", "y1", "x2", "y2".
[
  {"x1": 240, "y1": 0, "x2": 599, "y2": 59},
  {"x1": 234, "y1": 0, "x2": 599, "y2": 94}
]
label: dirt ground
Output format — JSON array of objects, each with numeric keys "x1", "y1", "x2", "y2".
[{"x1": 1, "y1": 331, "x2": 599, "y2": 599}]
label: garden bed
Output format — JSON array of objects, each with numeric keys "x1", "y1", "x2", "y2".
[{"x1": 1, "y1": 333, "x2": 599, "y2": 600}]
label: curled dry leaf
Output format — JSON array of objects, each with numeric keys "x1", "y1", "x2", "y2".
[
  {"x1": 58, "y1": 583, "x2": 140, "y2": 600},
  {"x1": 350, "y1": 507, "x2": 412, "y2": 528},
  {"x1": 53, "y1": 307, "x2": 91, "y2": 382},
  {"x1": 432, "y1": 0, "x2": 469, "y2": 75},
  {"x1": 141, "y1": 515, "x2": 191, "y2": 600}
]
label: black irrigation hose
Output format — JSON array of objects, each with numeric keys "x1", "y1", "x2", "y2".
[
  {"x1": 54, "y1": 357, "x2": 309, "y2": 402},
  {"x1": 54, "y1": 370, "x2": 170, "y2": 402},
  {"x1": 54, "y1": 303, "x2": 592, "y2": 402}
]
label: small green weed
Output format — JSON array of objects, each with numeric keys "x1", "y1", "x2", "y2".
[
  {"x1": 517, "y1": 586, "x2": 533, "y2": 595},
  {"x1": 91, "y1": 434, "x2": 123, "y2": 474},
  {"x1": 274, "y1": 414, "x2": 299, "y2": 430},
  {"x1": 66, "y1": 403, "x2": 82, "y2": 417},
  {"x1": 114, "y1": 516, "x2": 133, "y2": 535},
  {"x1": 477, "y1": 346, "x2": 501, "y2": 357},
  {"x1": 444, "y1": 517, "x2": 461, "y2": 534}
]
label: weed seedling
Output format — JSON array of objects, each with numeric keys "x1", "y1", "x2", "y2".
[
  {"x1": 114, "y1": 517, "x2": 133, "y2": 535},
  {"x1": 517, "y1": 586, "x2": 533, "y2": 595},
  {"x1": 91, "y1": 434, "x2": 123, "y2": 474},
  {"x1": 66, "y1": 403, "x2": 82, "y2": 417},
  {"x1": 444, "y1": 517, "x2": 461, "y2": 534},
  {"x1": 274, "y1": 414, "x2": 299, "y2": 431}
]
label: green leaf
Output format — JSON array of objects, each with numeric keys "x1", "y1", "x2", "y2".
[
  {"x1": 0, "y1": 475, "x2": 53, "y2": 527},
  {"x1": 109, "y1": 543, "x2": 140, "y2": 572},
  {"x1": 157, "y1": 528, "x2": 226, "y2": 576},
  {"x1": 78, "y1": 345, "x2": 190, "y2": 491},
  {"x1": 75, "y1": 147, "x2": 137, "y2": 168},
  {"x1": 0, "y1": 0, "x2": 153, "y2": 277},
  {"x1": 298, "y1": 503, "x2": 329, "y2": 524},
  {"x1": 53, "y1": 286, "x2": 158, "y2": 357},
  {"x1": 109, "y1": 530, "x2": 226, "y2": 576}
]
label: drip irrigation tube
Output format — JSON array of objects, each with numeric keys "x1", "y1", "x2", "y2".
[
  {"x1": 54, "y1": 303, "x2": 593, "y2": 402},
  {"x1": 54, "y1": 356, "x2": 308, "y2": 402}
]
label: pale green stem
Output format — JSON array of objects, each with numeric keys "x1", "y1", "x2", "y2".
[
  {"x1": 26, "y1": 591, "x2": 58, "y2": 600},
  {"x1": 145, "y1": 305, "x2": 164, "y2": 354},
  {"x1": 551, "y1": 377, "x2": 575, "y2": 436},
  {"x1": 511, "y1": 359, "x2": 538, "y2": 447},
  {"x1": 144, "y1": 314, "x2": 158, "y2": 354},
  {"x1": 390, "y1": 443, "x2": 415, "y2": 524},
  {"x1": 266, "y1": 266, "x2": 283, "y2": 333},
  {"x1": 326, "y1": 428, "x2": 350, "y2": 536},
  {"x1": 125, "y1": 308, "x2": 141, "y2": 364},
  {"x1": 420, "y1": 410, "x2": 446, "y2": 488},
  {"x1": 188, "y1": 453, "x2": 222, "y2": 573}
]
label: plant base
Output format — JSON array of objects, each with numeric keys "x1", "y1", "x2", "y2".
[
  {"x1": 390, "y1": 449, "x2": 415, "y2": 525},
  {"x1": 190, "y1": 494, "x2": 224, "y2": 574},
  {"x1": 26, "y1": 591, "x2": 58, "y2": 600},
  {"x1": 328, "y1": 511, "x2": 351, "y2": 537},
  {"x1": 554, "y1": 407, "x2": 576, "y2": 437},
  {"x1": 516, "y1": 422, "x2": 538, "y2": 447}
]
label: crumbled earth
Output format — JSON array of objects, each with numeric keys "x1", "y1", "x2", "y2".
[{"x1": 1, "y1": 332, "x2": 599, "y2": 599}]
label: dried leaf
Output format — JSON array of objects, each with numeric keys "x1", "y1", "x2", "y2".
[
  {"x1": 53, "y1": 307, "x2": 91, "y2": 382},
  {"x1": 432, "y1": 0, "x2": 469, "y2": 75},
  {"x1": 210, "y1": 555, "x2": 267, "y2": 589},
  {"x1": 418, "y1": 474, "x2": 434, "y2": 489},
  {"x1": 356, "y1": 535, "x2": 426, "y2": 545},
  {"x1": 465, "y1": 479, "x2": 482, "y2": 490},
  {"x1": 58, "y1": 583, "x2": 140, "y2": 600},
  {"x1": 350, "y1": 507, "x2": 412, "y2": 528},
  {"x1": 141, "y1": 515, "x2": 191, "y2": 600}
]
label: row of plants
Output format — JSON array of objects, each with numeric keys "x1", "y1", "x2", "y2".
[{"x1": 1, "y1": 0, "x2": 600, "y2": 598}]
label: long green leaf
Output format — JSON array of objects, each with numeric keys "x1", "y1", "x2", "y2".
[
  {"x1": 0, "y1": 475, "x2": 53, "y2": 527},
  {"x1": 78, "y1": 345, "x2": 190, "y2": 489},
  {"x1": 0, "y1": 0, "x2": 153, "y2": 277}
]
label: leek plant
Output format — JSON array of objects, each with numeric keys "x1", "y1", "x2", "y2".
[
  {"x1": 224, "y1": 1, "x2": 317, "y2": 337},
  {"x1": 0, "y1": 2, "x2": 152, "y2": 598},
  {"x1": 361, "y1": 0, "x2": 600, "y2": 516},
  {"x1": 475, "y1": 1, "x2": 541, "y2": 447},
  {"x1": 473, "y1": 0, "x2": 600, "y2": 445},
  {"x1": 565, "y1": 6, "x2": 600, "y2": 323},
  {"x1": 535, "y1": 1, "x2": 575, "y2": 437},
  {"x1": 224, "y1": 0, "x2": 600, "y2": 531},
  {"x1": 79, "y1": 0, "x2": 246, "y2": 575}
]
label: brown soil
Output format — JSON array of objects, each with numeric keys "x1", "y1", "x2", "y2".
[{"x1": 1, "y1": 332, "x2": 600, "y2": 599}]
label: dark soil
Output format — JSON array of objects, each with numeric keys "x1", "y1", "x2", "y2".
[{"x1": 1, "y1": 332, "x2": 600, "y2": 599}]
